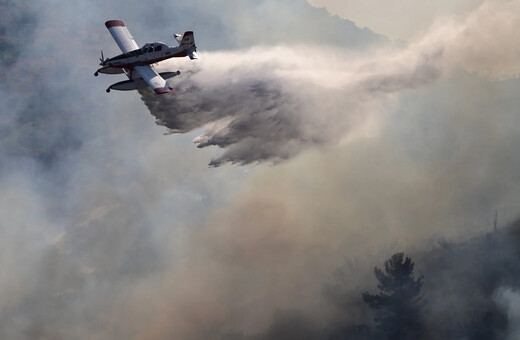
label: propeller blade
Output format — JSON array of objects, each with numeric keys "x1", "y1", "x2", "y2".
[{"x1": 99, "y1": 50, "x2": 105, "y2": 63}]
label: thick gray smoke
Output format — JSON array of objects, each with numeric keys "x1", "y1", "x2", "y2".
[{"x1": 2, "y1": 0, "x2": 520, "y2": 339}]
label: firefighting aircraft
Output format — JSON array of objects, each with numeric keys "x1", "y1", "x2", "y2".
[{"x1": 95, "y1": 20, "x2": 199, "y2": 94}]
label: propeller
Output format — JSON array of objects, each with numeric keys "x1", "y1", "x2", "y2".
[
  {"x1": 99, "y1": 50, "x2": 106, "y2": 63},
  {"x1": 95, "y1": 50, "x2": 107, "y2": 76}
]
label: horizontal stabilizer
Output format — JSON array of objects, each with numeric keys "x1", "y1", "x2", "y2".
[{"x1": 174, "y1": 33, "x2": 182, "y2": 45}]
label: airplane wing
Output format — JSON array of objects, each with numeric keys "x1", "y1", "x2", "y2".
[
  {"x1": 105, "y1": 20, "x2": 139, "y2": 53},
  {"x1": 134, "y1": 65, "x2": 175, "y2": 94}
]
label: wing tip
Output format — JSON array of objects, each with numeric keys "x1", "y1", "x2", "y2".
[
  {"x1": 105, "y1": 20, "x2": 125, "y2": 29},
  {"x1": 154, "y1": 88, "x2": 175, "y2": 95}
]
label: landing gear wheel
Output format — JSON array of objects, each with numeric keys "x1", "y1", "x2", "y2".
[
  {"x1": 106, "y1": 88, "x2": 111, "y2": 93},
  {"x1": 94, "y1": 72, "x2": 99, "y2": 77},
  {"x1": 176, "y1": 70, "x2": 181, "y2": 75}
]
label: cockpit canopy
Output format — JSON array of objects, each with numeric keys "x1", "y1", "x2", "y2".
[
  {"x1": 107, "y1": 42, "x2": 170, "y2": 63},
  {"x1": 140, "y1": 42, "x2": 168, "y2": 54}
]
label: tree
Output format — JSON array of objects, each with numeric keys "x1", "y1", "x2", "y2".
[{"x1": 362, "y1": 252, "x2": 425, "y2": 340}]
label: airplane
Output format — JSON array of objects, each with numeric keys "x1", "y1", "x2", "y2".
[{"x1": 95, "y1": 20, "x2": 199, "y2": 94}]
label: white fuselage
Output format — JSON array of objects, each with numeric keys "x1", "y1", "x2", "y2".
[{"x1": 101, "y1": 42, "x2": 188, "y2": 69}]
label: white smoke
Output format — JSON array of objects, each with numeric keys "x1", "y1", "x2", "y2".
[{"x1": 141, "y1": 0, "x2": 520, "y2": 167}]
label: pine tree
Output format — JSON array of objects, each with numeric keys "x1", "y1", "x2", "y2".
[{"x1": 362, "y1": 252, "x2": 425, "y2": 340}]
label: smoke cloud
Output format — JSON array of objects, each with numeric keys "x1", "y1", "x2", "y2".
[
  {"x1": 142, "y1": 0, "x2": 520, "y2": 167},
  {"x1": 307, "y1": 0, "x2": 485, "y2": 41},
  {"x1": 140, "y1": 48, "x2": 376, "y2": 167}
]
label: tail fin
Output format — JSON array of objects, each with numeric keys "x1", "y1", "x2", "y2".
[
  {"x1": 180, "y1": 31, "x2": 196, "y2": 49},
  {"x1": 180, "y1": 31, "x2": 198, "y2": 59}
]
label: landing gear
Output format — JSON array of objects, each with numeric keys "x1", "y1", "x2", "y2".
[
  {"x1": 106, "y1": 88, "x2": 111, "y2": 93},
  {"x1": 94, "y1": 71, "x2": 99, "y2": 77}
]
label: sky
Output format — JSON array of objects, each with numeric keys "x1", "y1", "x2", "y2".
[
  {"x1": 308, "y1": 0, "x2": 485, "y2": 41},
  {"x1": 1, "y1": 0, "x2": 520, "y2": 339}
]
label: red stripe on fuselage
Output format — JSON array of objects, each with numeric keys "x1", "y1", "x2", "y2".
[{"x1": 107, "y1": 51, "x2": 189, "y2": 69}]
